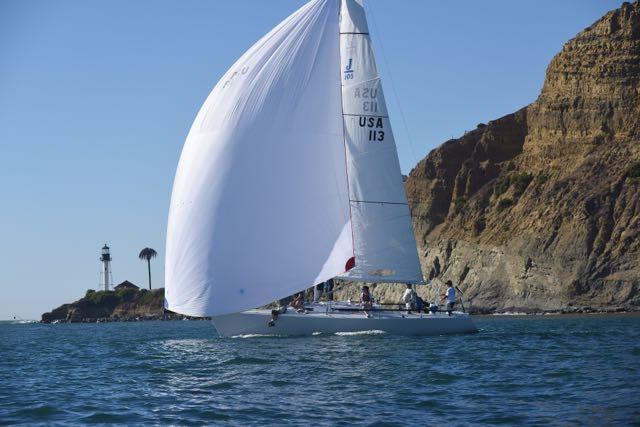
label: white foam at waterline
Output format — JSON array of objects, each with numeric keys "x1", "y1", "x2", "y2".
[
  {"x1": 230, "y1": 333, "x2": 288, "y2": 339},
  {"x1": 334, "y1": 330, "x2": 387, "y2": 336},
  {"x1": 2, "y1": 320, "x2": 38, "y2": 324}
]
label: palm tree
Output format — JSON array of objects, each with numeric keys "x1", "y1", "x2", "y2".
[{"x1": 138, "y1": 247, "x2": 157, "y2": 290}]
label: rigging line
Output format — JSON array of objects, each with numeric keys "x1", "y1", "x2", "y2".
[{"x1": 365, "y1": 1, "x2": 420, "y2": 170}]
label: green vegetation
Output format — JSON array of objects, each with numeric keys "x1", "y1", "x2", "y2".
[
  {"x1": 497, "y1": 198, "x2": 514, "y2": 212},
  {"x1": 624, "y1": 162, "x2": 640, "y2": 178},
  {"x1": 138, "y1": 289, "x2": 156, "y2": 306},
  {"x1": 495, "y1": 172, "x2": 534, "y2": 197},
  {"x1": 474, "y1": 217, "x2": 486, "y2": 233},
  {"x1": 453, "y1": 197, "x2": 466, "y2": 211},
  {"x1": 511, "y1": 172, "x2": 533, "y2": 196},
  {"x1": 84, "y1": 290, "x2": 119, "y2": 306},
  {"x1": 536, "y1": 173, "x2": 549, "y2": 185},
  {"x1": 115, "y1": 287, "x2": 137, "y2": 302},
  {"x1": 81, "y1": 288, "x2": 163, "y2": 308},
  {"x1": 495, "y1": 177, "x2": 511, "y2": 196}
]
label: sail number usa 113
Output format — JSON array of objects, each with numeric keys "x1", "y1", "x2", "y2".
[{"x1": 359, "y1": 116, "x2": 385, "y2": 142}]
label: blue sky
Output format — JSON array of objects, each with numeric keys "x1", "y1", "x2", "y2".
[{"x1": 0, "y1": 0, "x2": 624, "y2": 319}]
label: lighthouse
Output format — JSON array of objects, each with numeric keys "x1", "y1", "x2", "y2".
[{"x1": 100, "y1": 244, "x2": 113, "y2": 291}]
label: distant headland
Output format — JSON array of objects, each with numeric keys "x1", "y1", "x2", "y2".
[{"x1": 40, "y1": 281, "x2": 207, "y2": 323}]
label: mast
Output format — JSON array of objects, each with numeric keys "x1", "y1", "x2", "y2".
[{"x1": 337, "y1": 0, "x2": 423, "y2": 284}]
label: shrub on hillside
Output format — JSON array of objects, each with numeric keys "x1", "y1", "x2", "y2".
[
  {"x1": 624, "y1": 162, "x2": 640, "y2": 178},
  {"x1": 497, "y1": 198, "x2": 514, "y2": 212},
  {"x1": 495, "y1": 177, "x2": 511, "y2": 196},
  {"x1": 116, "y1": 288, "x2": 137, "y2": 302},
  {"x1": 536, "y1": 173, "x2": 549, "y2": 184},
  {"x1": 453, "y1": 197, "x2": 466, "y2": 212},
  {"x1": 85, "y1": 290, "x2": 119, "y2": 306},
  {"x1": 512, "y1": 172, "x2": 533, "y2": 196}
]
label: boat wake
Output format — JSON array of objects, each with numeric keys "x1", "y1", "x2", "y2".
[
  {"x1": 1, "y1": 320, "x2": 37, "y2": 325},
  {"x1": 334, "y1": 330, "x2": 387, "y2": 336},
  {"x1": 230, "y1": 333, "x2": 288, "y2": 339}
]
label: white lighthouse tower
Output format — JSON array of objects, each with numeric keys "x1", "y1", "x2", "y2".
[{"x1": 99, "y1": 244, "x2": 113, "y2": 291}]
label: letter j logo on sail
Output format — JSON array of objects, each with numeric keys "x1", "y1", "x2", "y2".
[{"x1": 344, "y1": 59, "x2": 354, "y2": 80}]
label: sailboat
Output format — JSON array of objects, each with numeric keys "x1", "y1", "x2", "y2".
[{"x1": 165, "y1": 0, "x2": 476, "y2": 337}]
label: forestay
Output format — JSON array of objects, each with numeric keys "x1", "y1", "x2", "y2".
[
  {"x1": 336, "y1": 0, "x2": 423, "y2": 284},
  {"x1": 165, "y1": 0, "x2": 353, "y2": 317}
]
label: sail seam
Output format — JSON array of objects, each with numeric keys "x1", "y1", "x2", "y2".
[
  {"x1": 340, "y1": 32, "x2": 369, "y2": 35},
  {"x1": 343, "y1": 113, "x2": 388, "y2": 118}
]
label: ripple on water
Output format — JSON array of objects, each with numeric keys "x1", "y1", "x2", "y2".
[
  {"x1": 427, "y1": 372, "x2": 458, "y2": 385},
  {"x1": 223, "y1": 356, "x2": 273, "y2": 366},
  {"x1": 80, "y1": 412, "x2": 132, "y2": 423},
  {"x1": 10, "y1": 404, "x2": 63, "y2": 420}
]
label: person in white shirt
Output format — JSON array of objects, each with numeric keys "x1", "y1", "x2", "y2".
[
  {"x1": 441, "y1": 280, "x2": 456, "y2": 316},
  {"x1": 401, "y1": 284, "x2": 416, "y2": 314}
]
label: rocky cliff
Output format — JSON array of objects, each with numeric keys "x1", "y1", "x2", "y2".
[{"x1": 402, "y1": 1, "x2": 640, "y2": 312}]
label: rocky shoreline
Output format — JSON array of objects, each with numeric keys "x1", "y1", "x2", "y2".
[{"x1": 40, "y1": 288, "x2": 209, "y2": 324}]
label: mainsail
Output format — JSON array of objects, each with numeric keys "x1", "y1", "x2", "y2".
[
  {"x1": 165, "y1": 0, "x2": 351, "y2": 317},
  {"x1": 165, "y1": 0, "x2": 423, "y2": 317},
  {"x1": 336, "y1": 0, "x2": 423, "y2": 283}
]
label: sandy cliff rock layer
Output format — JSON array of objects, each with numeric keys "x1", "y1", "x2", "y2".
[{"x1": 403, "y1": 1, "x2": 640, "y2": 312}]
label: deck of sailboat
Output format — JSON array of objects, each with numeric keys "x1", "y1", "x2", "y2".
[{"x1": 211, "y1": 308, "x2": 478, "y2": 337}]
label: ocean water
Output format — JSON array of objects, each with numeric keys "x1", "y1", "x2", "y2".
[{"x1": 1, "y1": 315, "x2": 639, "y2": 426}]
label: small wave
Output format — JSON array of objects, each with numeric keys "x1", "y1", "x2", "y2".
[
  {"x1": 224, "y1": 356, "x2": 272, "y2": 366},
  {"x1": 334, "y1": 330, "x2": 387, "y2": 336},
  {"x1": 208, "y1": 381, "x2": 235, "y2": 390}
]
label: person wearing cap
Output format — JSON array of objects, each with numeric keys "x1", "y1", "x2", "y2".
[{"x1": 441, "y1": 280, "x2": 456, "y2": 316}]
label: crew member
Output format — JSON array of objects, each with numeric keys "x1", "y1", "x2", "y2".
[{"x1": 441, "y1": 280, "x2": 456, "y2": 316}]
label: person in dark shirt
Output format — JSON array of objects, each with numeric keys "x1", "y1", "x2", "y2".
[
  {"x1": 290, "y1": 292, "x2": 305, "y2": 312},
  {"x1": 360, "y1": 285, "x2": 373, "y2": 317}
]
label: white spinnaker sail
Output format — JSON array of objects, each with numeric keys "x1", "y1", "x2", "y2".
[
  {"x1": 337, "y1": 0, "x2": 423, "y2": 283},
  {"x1": 165, "y1": 0, "x2": 353, "y2": 317}
]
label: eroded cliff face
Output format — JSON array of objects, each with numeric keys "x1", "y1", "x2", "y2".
[{"x1": 404, "y1": 1, "x2": 640, "y2": 312}]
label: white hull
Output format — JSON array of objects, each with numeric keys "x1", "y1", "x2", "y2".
[{"x1": 212, "y1": 309, "x2": 477, "y2": 337}]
